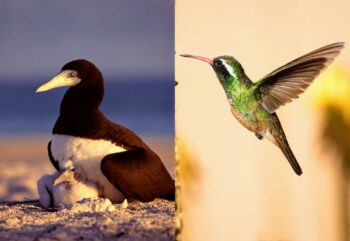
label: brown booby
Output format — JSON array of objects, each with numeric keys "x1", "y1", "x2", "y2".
[{"x1": 36, "y1": 59, "x2": 175, "y2": 204}]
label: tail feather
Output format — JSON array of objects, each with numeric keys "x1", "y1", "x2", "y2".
[
  {"x1": 277, "y1": 139, "x2": 303, "y2": 175},
  {"x1": 267, "y1": 114, "x2": 303, "y2": 175}
]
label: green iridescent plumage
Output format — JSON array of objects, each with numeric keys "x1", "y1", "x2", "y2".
[{"x1": 181, "y1": 42, "x2": 345, "y2": 175}]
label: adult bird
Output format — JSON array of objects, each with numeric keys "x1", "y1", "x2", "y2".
[
  {"x1": 181, "y1": 42, "x2": 344, "y2": 175},
  {"x1": 36, "y1": 59, "x2": 175, "y2": 203}
]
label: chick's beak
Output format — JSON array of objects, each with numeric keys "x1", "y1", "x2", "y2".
[{"x1": 53, "y1": 170, "x2": 70, "y2": 185}]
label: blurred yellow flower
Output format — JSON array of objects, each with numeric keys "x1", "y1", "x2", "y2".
[{"x1": 310, "y1": 64, "x2": 350, "y2": 123}]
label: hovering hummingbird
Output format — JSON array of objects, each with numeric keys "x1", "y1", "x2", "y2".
[{"x1": 181, "y1": 42, "x2": 344, "y2": 175}]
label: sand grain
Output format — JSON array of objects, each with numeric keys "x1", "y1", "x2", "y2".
[{"x1": 0, "y1": 198, "x2": 175, "y2": 241}]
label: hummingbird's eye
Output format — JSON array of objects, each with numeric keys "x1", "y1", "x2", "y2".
[{"x1": 214, "y1": 60, "x2": 222, "y2": 66}]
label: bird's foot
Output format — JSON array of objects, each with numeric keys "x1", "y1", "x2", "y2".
[{"x1": 255, "y1": 132, "x2": 264, "y2": 140}]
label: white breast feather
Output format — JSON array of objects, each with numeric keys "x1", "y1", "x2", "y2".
[{"x1": 51, "y1": 134, "x2": 127, "y2": 203}]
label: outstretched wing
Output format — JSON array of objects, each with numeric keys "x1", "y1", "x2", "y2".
[
  {"x1": 254, "y1": 42, "x2": 344, "y2": 113},
  {"x1": 48, "y1": 141, "x2": 59, "y2": 171},
  {"x1": 101, "y1": 148, "x2": 175, "y2": 202}
]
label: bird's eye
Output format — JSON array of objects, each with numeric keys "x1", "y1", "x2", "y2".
[
  {"x1": 70, "y1": 71, "x2": 78, "y2": 77},
  {"x1": 214, "y1": 60, "x2": 222, "y2": 66}
]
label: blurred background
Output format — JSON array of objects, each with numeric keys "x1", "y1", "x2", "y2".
[
  {"x1": 176, "y1": 0, "x2": 350, "y2": 240},
  {"x1": 0, "y1": 1, "x2": 174, "y2": 200}
]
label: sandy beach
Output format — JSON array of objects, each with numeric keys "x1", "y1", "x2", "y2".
[{"x1": 0, "y1": 135, "x2": 175, "y2": 240}]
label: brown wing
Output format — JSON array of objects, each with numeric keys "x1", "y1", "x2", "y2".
[
  {"x1": 101, "y1": 148, "x2": 175, "y2": 202},
  {"x1": 254, "y1": 42, "x2": 344, "y2": 113}
]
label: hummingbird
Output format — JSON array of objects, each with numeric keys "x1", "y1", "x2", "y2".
[{"x1": 181, "y1": 42, "x2": 344, "y2": 175}]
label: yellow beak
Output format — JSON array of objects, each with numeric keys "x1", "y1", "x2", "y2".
[{"x1": 36, "y1": 70, "x2": 81, "y2": 93}]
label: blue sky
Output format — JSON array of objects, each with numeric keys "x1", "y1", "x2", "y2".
[{"x1": 0, "y1": 1, "x2": 174, "y2": 81}]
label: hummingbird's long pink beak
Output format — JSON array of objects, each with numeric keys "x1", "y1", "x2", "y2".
[{"x1": 180, "y1": 54, "x2": 213, "y2": 65}]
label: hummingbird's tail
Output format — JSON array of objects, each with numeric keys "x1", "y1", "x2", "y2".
[
  {"x1": 275, "y1": 137, "x2": 303, "y2": 176},
  {"x1": 267, "y1": 116, "x2": 303, "y2": 175}
]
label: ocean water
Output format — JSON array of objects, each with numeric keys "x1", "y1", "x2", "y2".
[{"x1": 0, "y1": 78, "x2": 174, "y2": 136}]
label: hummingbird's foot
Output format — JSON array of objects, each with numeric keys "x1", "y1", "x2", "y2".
[{"x1": 255, "y1": 132, "x2": 264, "y2": 140}]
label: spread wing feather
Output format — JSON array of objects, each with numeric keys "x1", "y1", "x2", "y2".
[{"x1": 254, "y1": 42, "x2": 344, "y2": 113}]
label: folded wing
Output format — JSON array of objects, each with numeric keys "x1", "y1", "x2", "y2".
[{"x1": 101, "y1": 148, "x2": 175, "y2": 202}]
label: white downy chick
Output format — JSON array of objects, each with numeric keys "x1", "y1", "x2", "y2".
[
  {"x1": 37, "y1": 160, "x2": 101, "y2": 208},
  {"x1": 52, "y1": 163, "x2": 100, "y2": 207},
  {"x1": 37, "y1": 173, "x2": 57, "y2": 208}
]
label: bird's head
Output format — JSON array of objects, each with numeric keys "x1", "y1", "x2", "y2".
[
  {"x1": 180, "y1": 54, "x2": 245, "y2": 87},
  {"x1": 36, "y1": 59, "x2": 105, "y2": 112},
  {"x1": 53, "y1": 168, "x2": 75, "y2": 186},
  {"x1": 36, "y1": 59, "x2": 103, "y2": 93}
]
